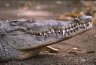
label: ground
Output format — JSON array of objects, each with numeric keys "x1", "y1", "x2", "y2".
[{"x1": 0, "y1": 25, "x2": 96, "y2": 65}]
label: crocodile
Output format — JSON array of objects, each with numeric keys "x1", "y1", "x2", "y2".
[{"x1": 0, "y1": 15, "x2": 93, "y2": 61}]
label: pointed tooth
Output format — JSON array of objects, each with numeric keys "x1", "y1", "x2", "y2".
[
  {"x1": 48, "y1": 31, "x2": 51, "y2": 33},
  {"x1": 88, "y1": 22, "x2": 92, "y2": 28},
  {"x1": 65, "y1": 29, "x2": 70, "y2": 36},
  {"x1": 63, "y1": 30, "x2": 65, "y2": 35},
  {"x1": 43, "y1": 32, "x2": 45, "y2": 35},
  {"x1": 66, "y1": 29, "x2": 69, "y2": 32},
  {"x1": 89, "y1": 22, "x2": 91, "y2": 25},
  {"x1": 86, "y1": 23, "x2": 89, "y2": 27},
  {"x1": 70, "y1": 28, "x2": 73, "y2": 31},
  {"x1": 58, "y1": 29, "x2": 61, "y2": 33},
  {"x1": 40, "y1": 33, "x2": 42, "y2": 35},
  {"x1": 84, "y1": 24, "x2": 86, "y2": 28},
  {"x1": 76, "y1": 23, "x2": 79, "y2": 27},
  {"x1": 77, "y1": 24, "x2": 80, "y2": 28},
  {"x1": 51, "y1": 29, "x2": 55, "y2": 32}
]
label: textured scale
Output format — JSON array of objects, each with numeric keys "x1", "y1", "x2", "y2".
[
  {"x1": 0, "y1": 38, "x2": 21, "y2": 61},
  {"x1": 0, "y1": 15, "x2": 93, "y2": 61}
]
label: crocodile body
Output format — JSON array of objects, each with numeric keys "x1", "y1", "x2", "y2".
[{"x1": 0, "y1": 16, "x2": 93, "y2": 61}]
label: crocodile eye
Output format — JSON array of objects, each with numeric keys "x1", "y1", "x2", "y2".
[{"x1": 9, "y1": 21, "x2": 19, "y2": 26}]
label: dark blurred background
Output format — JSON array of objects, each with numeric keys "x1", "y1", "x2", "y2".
[{"x1": 0, "y1": 0, "x2": 96, "y2": 20}]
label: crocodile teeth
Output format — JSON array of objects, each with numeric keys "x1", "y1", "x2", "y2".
[
  {"x1": 48, "y1": 31, "x2": 51, "y2": 34},
  {"x1": 86, "y1": 22, "x2": 90, "y2": 28},
  {"x1": 58, "y1": 30, "x2": 61, "y2": 32},
  {"x1": 77, "y1": 24, "x2": 81, "y2": 29},
  {"x1": 81, "y1": 24, "x2": 85, "y2": 29},
  {"x1": 66, "y1": 29, "x2": 69, "y2": 32},
  {"x1": 79, "y1": 24, "x2": 82, "y2": 27},
  {"x1": 70, "y1": 28, "x2": 73, "y2": 31},
  {"x1": 84, "y1": 24, "x2": 86, "y2": 28},
  {"x1": 77, "y1": 24, "x2": 80, "y2": 28},
  {"x1": 51, "y1": 29, "x2": 55, "y2": 32},
  {"x1": 85, "y1": 23, "x2": 89, "y2": 27},
  {"x1": 40, "y1": 33, "x2": 42, "y2": 35},
  {"x1": 88, "y1": 22, "x2": 92, "y2": 28},
  {"x1": 43, "y1": 32, "x2": 47, "y2": 35},
  {"x1": 62, "y1": 30, "x2": 65, "y2": 35}
]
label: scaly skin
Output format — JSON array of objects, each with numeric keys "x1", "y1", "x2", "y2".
[{"x1": 0, "y1": 16, "x2": 93, "y2": 61}]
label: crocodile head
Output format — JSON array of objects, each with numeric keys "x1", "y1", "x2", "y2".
[{"x1": 2, "y1": 16, "x2": 93, "y2": 50}]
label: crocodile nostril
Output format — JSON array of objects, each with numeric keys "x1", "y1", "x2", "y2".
[{"x1": 86, "y1": 18, "x2": 92, "y2": 22}]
